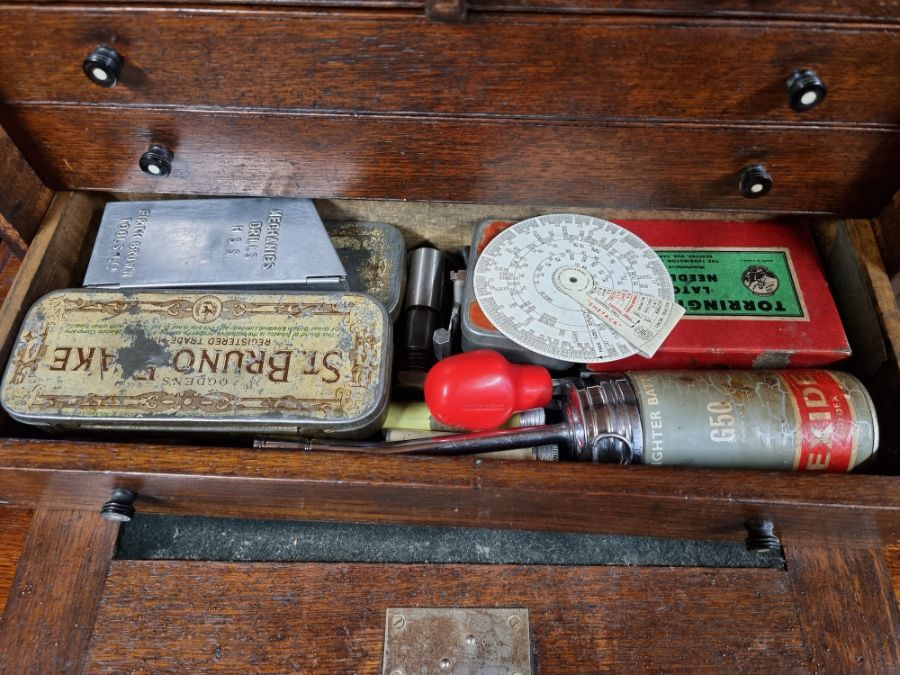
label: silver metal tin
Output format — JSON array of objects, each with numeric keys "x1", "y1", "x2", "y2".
[
  {"x1": 83, "y1": 198, "x2": 347, "y2": 291},
  {"x1": 325, "y1": 221, "x2": 406, "y2": 320},
  {"x1": 461, "y1": 219, "x2": 573, "y2": 370},
  {"x1": 1, "y1": 289, "x2": 390, "y2": 438}
]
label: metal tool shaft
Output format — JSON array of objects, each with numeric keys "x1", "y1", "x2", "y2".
[{"x1": 257, "y1": 423, "x2": 571, "y2": 457}]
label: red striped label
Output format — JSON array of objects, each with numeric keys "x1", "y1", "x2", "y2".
[{"x1": 781, "y1": 370, "x2": 856, "y2": 472}]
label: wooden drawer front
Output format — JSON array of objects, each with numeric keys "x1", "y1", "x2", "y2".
[
  {"x1": 83, "y1": 562, "x2": 808, "y2": 673},
  {"x1": 471, "y1": 0, "x2": 900, "y2": 23},
  {"x1": 1, "y1": 0, "x2": 895, "y2": 22},
  {"x1": 4, "y1": 106, "x2": 898, "y2": 214},
  {"x1": 1, "y1": 11, "x2": 899, "y2": 126}
]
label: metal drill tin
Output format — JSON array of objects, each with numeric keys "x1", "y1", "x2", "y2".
[
  {"x1": 461, "y1": 219, "x2": 573, "y2": 370},
  {"x1": 325, "y1": 221, "x2": 406, "y2": 321},
  {"x1": 1, "y1": 290, "x2": 390, "y2": 437},
  {"x1": 83, "y1": 198, "x2": 347, "y2": 291}
]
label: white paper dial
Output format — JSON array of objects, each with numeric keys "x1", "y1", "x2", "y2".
[{"x1": 473, "y1": 214, "x2": 683, "y2": 363}]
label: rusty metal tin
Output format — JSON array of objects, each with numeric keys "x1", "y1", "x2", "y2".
[
  {"x1": 1, "y1": 290, "x2": 391, "y2": 438},
  {"x1": 325, "y1": 221, "x2": 407, "y2": 321}
]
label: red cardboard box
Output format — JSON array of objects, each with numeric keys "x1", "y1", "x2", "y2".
[
  {"x1": 587, "y1": 220, "x2": 850, "y2": 369},
  {"x1": 466, "y1": 219, "x2": 850, "y2": 369}
]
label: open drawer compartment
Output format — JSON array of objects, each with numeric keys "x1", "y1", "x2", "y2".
[{"x1": 0, "y1": 191, "x2": 898, "y2": 549}]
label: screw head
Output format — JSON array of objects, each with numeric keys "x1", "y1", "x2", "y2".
[
  {"x1": 508, "y1": 615, "x2": 522, "y2": 628},
  {"x1": 390, "y1": 614, "x2": 406, "y2": 630}
]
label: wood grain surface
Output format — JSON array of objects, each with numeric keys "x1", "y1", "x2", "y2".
[
  {"x1": 885, "y1": 542, "x2": 900, "y2": 609},
  {"x1": 829, "y1": 220, "x2": 900, "y2": 469},
  {"x1": 85, "y1": 561, "x2": 807, "y2": 672},
  {"x1": 427, "y1": 0, "x2": 467, "y2": 21},
  {"x1": 0, "y1": 123, "x2": 52, "y2": 255},
  {"x1": 0, "y1": 0, "x2": 894, "y2": 21},
  {"x1": 840, "y1": 220, "x2": 900, "y2": 368},
  {"x1": 0, "y1": 508, "x2": 32, "y2": 616},
  {"x1": 471, "y1": 0, "x2": 900, "y2": 22},
  {"x1": 0, "y1": 438, "x2": 898, "y2": 548},
  {"x1": 0, "y1": 243, "x2": 22, "y2": 304},
  {"x1": 786, "y1": 544, "x2": 900, "y2": 672},
  {"x1": 3, "y1": 106, "x2": 899, "y2": 215},
  {"x1": 0, "y1": 192, "x2": 104, "y2": 374},
  {"x1": 875, "y1": 190, "x2": 900, "y2": 278},
  {"x1": 0, "y1": 508, "x2": 119, "y2": 674},
  {"x1": 2, "y1": 11, "x2": 898, "y2": 126}
]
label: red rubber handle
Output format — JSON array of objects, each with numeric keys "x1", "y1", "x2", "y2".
[{"x1": 424, "y1": 350, "x2": 553, "y2": 431}]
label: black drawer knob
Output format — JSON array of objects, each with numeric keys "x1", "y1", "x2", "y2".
[
  {"x1": 739, "y1": 164, "x2": 773, "y2": 198},
  {"x1": 139, "y1": 144, "x2": 174, "y2": 177},
  {"x1": 83, "y1": 45, "x2": 123, "y2": 88},
  {"x1": 787, "y1": 69, "x2": 827, "y2": 112},
  {"x1": 100, "y1": 488, "x2": 138, "y2": 522}
]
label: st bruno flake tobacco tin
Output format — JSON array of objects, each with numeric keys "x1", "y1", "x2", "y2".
[{"x1": 1, "y1": 290, "x2": 390, "y2": 437}]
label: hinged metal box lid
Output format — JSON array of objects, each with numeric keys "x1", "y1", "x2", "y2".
[
  {"x1": 83, "y1": 198, "x2": 347, "y2": 290},
  {"x1": 1, "y1": 290, "x2": 390, "y2": 437}
]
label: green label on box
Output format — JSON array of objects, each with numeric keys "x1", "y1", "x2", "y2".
[{"x1": 656, "y1": 249, "x2": 805, "y2": 318}]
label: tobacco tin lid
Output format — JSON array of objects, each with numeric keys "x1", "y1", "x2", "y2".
[
  {"x1": 83, "y1": 198, "x2": 347, "y2": 290},
  {"x1": 325, "y1": 221, "x2": 407, "y2": 321},
  {"x1": 1, "y1": 290, "x2": 390, "y2": 437}
]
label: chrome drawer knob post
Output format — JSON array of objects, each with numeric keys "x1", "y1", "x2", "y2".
[
  {"x1": 83, "y1": 45, "x2": 123, "y2": 88},
  {"x1": 738, "y1": 164, "x2": 773, "y2": 198},
  {"x1": 139, "y1": 144, "x2": 174, "y2": 177},
  {"x1": 100, "y1": 488, "x2": 138, "y2": 522},
  {"x1": 787, "y1": 69, "x2": 827, "y2": 112}
]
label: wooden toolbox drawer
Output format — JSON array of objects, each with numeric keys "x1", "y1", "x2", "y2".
[
  {"x1": 0, "y1": 189, "x2": 899, "y2": 671},
  {"x1": 0, "y1": 190, "x2": 896, "y2": 536},
  {"x1": 1, "y1": 9, "x2": 899, "y2": 125},
  {"x1": 4, "y1": 107, "x2": 900, "y2": 213},
  {"x1": 2, "y1": 4, "x2": 899, "y2": 218}
]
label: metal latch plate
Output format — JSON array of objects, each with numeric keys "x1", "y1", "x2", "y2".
[{"x1": 382, "y1": 607, "x2": 531, "y2": 675}]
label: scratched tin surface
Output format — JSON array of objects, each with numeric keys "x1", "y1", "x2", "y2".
[
  {"x1": 1, "y1": 290, "x2": 390, "y2": 437},
  {"x1": 325, "y1": 221, "x2": 406, "y2": 321},
  {"x1": 83, "y1": 198, "x2": 347, "y2": 290}
]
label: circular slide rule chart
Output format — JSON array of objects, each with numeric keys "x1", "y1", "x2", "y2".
[{"x1": 473, "y1": 214, "x2": 684, "y2": 363}]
